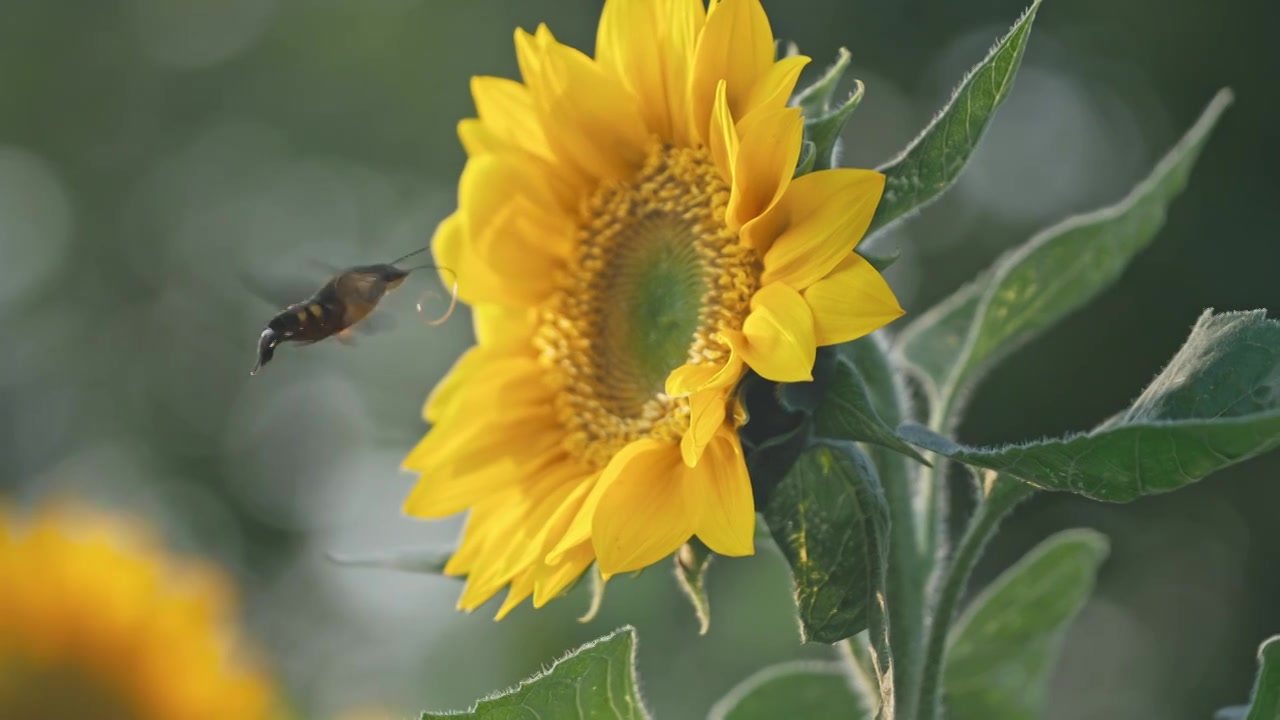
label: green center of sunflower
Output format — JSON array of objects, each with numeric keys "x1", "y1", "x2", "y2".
[
  {"x1": 602, "y1": 215, "x2": 706, "y2": 408},
  {"x1": 536, "y1": 143, "x2": 759, "y2": 468},
  {"x1": 0, "y1": 655, "x2": 142, "y2": 720}
]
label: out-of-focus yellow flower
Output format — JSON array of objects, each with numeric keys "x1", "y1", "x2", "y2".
[
  {"x1": 0, "y1": 501, "x2": 286, "y2": 720},
  {"x1": 403, "y1": 0, "x2": 903, "y2": 618}
]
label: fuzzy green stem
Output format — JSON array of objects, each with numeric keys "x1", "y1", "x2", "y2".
[
  {"x1": 915, "y1": 479, "x2": 1032, "y2": 720},
  {"x1": 846, "y1": 337, "x2": 929, "y2": 719}
]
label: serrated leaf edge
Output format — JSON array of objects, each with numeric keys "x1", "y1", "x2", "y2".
[
  {"x1": 869, "y1": 0, "x2": 1042, "y2": 236},
  {"x1": 910, "y1": 88, "x2": 1233, "y2": 419},
  {"x1": 422, "y1": 625, "x2": 651, "y2": 720}
]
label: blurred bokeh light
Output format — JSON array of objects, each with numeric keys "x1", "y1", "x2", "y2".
[{"x1": 1, "y1": 1, "x2": 1277, "y2": 719}]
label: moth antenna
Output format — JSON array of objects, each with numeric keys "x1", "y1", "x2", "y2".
[
  {"x1": 401, "y1": 260, "x2": 447, "y2": 273},
  {"x1": 387, "y1": 246, "x2": 430, "y2": 266}
]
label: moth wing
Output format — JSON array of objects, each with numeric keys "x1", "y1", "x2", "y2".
[{"x1": 239, "y1": 269, "x2": 324, "y2": 311}]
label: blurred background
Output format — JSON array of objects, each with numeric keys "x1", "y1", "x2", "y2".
[{"x1": 1, "y1": 1, "x2": 1277, "y2": 718}]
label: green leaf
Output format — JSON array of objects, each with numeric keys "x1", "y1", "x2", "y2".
[
  {"x1": 900, "y1": 309, "x2": 1280, "y2": 502},
  {"x1": 421, "y1": 626, "x2": 649, "y2": 719},
  {"x1": 763, "y1": 441, "x2": 890, "y2": 644},
  {"x1": 325, "y1": 546, "x2": 456, "y2": 576},
  {"x1": 1239, "y1": 635, "x2": 1280, "y2": 720},
  {"x1": 812, "y1": 353, "x2": 929, "y2": 465},
  {"x1": 893, "y1": 88, "x2": 1233, "y2": 414},
  {"x1": 943, "y1": 529, "x2": 1110, "y2": 720},
  {"x1": 868, "y1": 0, "x2": 1041, "y2": 235},
  {"x1": 674, "y1": 540, "x2": 714, "y2": 635},
  {"x1": 709, "y1": 661, "x2": 866, "y2": 720}
]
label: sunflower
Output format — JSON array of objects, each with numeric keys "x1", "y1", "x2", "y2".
[
  {"x1": 402, "y1": 0, "x2": 903, "y2": 618},
  {"x1": 0, "y1": 501, "x2": 285, "y2": 720}
]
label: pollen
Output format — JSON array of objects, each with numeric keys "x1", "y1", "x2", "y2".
[{"x1": 535, "y1": 143, "x2": 760, "y2": 468}]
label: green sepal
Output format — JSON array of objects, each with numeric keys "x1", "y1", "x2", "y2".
[
  {"x1": 793, "y1": 140, "x2": 817, "y2": 178},
  {"x1": 804, "y1": 78, "x2": 865, "y2": 172},
  {"x1": 794, "y1": 47, "x2": 852, "y2": 118},
  {"x1": 577, "y1": 564, "x2": 607, "y2": 623},
  {"x1": 421, "y1": 626, "x2": 650, "y2": 719},
  {"x1": 857, "y1": 246, "x2": 901, "y2": 272},
  {"x1": 674, "y1": 539, "x2": 714, "y2": 635}
]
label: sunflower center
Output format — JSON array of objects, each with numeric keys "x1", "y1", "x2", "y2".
[
  {"x1": 536, "y1": 143, "x2": 759, "y2": 468},
  {"x1": 0, "y1": 655, "x2": 142, "y2": 720}
]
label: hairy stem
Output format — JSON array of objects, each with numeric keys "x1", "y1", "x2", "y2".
[
  {"x1": 846, "y1": 337, "x2": 928, "y2": 719},
  {"x1": 915, "y1": 478, "x2": 1032, "y2": 720}
]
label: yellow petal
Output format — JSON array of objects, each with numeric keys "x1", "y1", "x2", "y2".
[
  {"x1": 591, "y1": 440, "x2": 696, "y2": 574},
  {"x1": 403, "y1": 405, "x2": 556, "y2": 477},
  {"x1": 665, "y1": 350, "x2": 744, "y2": 397},
  {"x1": 709, "y1": 80, "x2": 738, "y2": 184},
  {"x1": 596, "y1": 0, "x2": 664, "y2": 137},
  {"x1": 458, "y1": 118, "x2": 500, "y2": 157},
  {"x1": 515, "y1": 25, "x2": 648, "y2": 182},
  {"x1": 596, "y1": 0, "x2": 705, "y2": 144},
  {"x1": 460, "y1": 154, "x2": 561, "y2": 243},
  {"x1": 470, "y1": 76, "x2": 553, "y2": 160},
  {"x1": 472, "y1": 304, "x2": 537, "y2": 353},
  {"x1": 532, "y1": 543, "x2": 595, "y2": 607},
  {"x1": 545, "y1": 472, "x2": 610, "y2": 564},
  {"x1": 690, "y1": 0, "x2": 776, "y2": 144},
  {"x1": 725, "y1": 283, "x2": 816, "y2": 382},
  {"x1": 401, "y1": 424, "x2": 562, "y2": 519},
  {"x1": 491, "y1": 567, "x2": 535, "y2": 619},
  {"x1": 803, "y1": 252, "x2": 906, "y2": 346},
  {"x1": 424, "y1": 346, "x2": 493, "y2": 423},
  {"x1": 743, "y1": 54, "x2": 810, "y2": 116},
  {"x1": 422, "y1": 355, "x2": 547, "y2": 425},
  {"x1": 681, "y1": 387, "x2": 728, "y2": 467},
  {"x1": 489, "y1": 464, "x2": 594, "y2": 587},
  {"x1": 691, "y1": 427, "x2": 755, "y2": 556},
  {"x1": 727, "y1": 105, "x2": 803, "y2": 230},
  {"x1": 752, "y1": 169, "x2": 886, "y2": 288},
  {"x1": 661, "y1": 0, "x2": 707, "y2": 146},
  {"x1": 431, "y1": 211, "x2": 496, "y2": 307},
  {"x1": 402, "y1": 459, "x2": 518, "y2": 520},
  {"x1": 443, "y1": 502, "x2": 505, "y2": 576},
  {"x1": 450, "y1": 156, "x2": 567, "y2": 305},
  {"x1": 473, "y1": 196, "x2": 575, "y2": 303}
]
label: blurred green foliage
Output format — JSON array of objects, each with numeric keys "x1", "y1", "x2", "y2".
[{"x1": 0, "y1": 1, "x2": 1277, "y2": 719}]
